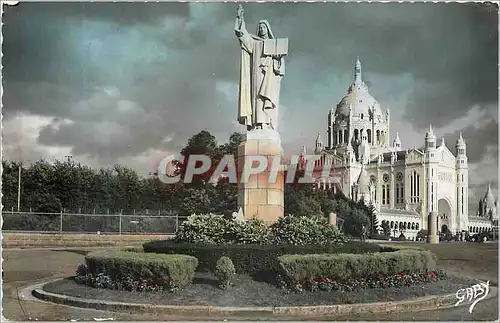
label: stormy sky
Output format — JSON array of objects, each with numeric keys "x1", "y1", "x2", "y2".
[{"x1": 2, "y1": 2, "x2": 498, "y2": 208}]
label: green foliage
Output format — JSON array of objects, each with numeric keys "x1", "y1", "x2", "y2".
[
  {"x1": 173, "y1": 214, "x2": 270, "y2": 245},
  {"x1": 343, "y1": 208, "x2": 370, "y2": 237},
  {"x1": 218, "y1": 132, "x2": 245, "y2": 156},
  {"x1": 215, "y1": 256, "x2": 236, "y2": 289},
  {"x1": 366, "y1": 202, "x2": 379, "y2": 233},
  {"x1": 143, "y1": 240, "x2": 389, "y2": 277},
  {"x1": 173, "y1": 214, "x2": 234, "y2": 244},
  {"x1": 284, "y1": 185, "x2": 323, "y2": 217},
  {"x1": 325, "y1": 191, "x2": 378, "y2": 236},
  {"x1": 268, "y1": 215, "x2": 347, "y2": 246},
  {"x1": 173, "y1": 213, "x2": 346, "y2": 246},
  {"x1": 277, "y1": 249, "x2": 438, "y2": 288},
  {"x1": 233, "y1": 219, "x2": 270, "y2": 244},
  {"x1": 2, "y1": 130, "x2": 244, "y2": 214},
  {"x1": 382, "y1": 221, "x2": 391, "y2": 236},
  {"x1": 417, "y1": 229, "x2": 429, "y2": 241},
  {"x1": 85, "y1": 251, "x2": 199, "y2": 290}
]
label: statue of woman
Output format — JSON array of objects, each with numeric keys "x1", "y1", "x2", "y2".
[{"x1": 234, "y1": 5, "x2": 286, "y2": 131}]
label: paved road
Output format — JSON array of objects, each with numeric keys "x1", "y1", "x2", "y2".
[{"x1": 2, "y1": 246, "x2": 498, "y2": 321}]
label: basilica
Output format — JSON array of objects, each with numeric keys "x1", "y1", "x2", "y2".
[{"x1": 302, "y1": 57, "x2": 498, "y2": 239}]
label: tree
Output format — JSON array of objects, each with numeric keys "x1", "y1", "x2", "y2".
[
  {"x1": 210, "y1": 177, "x2": 238, "y2": 215},
  {"x1": 284, "y1": 170, "x2": 323, "y2": 218},
  {"x1": 382, "y1": 221, "x2": 390, "y2": 236},
  {"x1": 178, "y1": 186, "x2": 214, "y2": 216},
  {"x1": 178, "y1": 130, "x2": 220, "y2": 185},
  {"x1": 219, "y1": 132, "x2": 244, "y2": 156},
  {"x1": 344, "y1": 208, "x2": 370, "y2": 238},
  {"x1": 366, "y1": 201, "x2": 378, "y2": 233}
]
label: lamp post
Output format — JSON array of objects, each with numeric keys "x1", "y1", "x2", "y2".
[{"x1": 17, "y1": 163, "x2": 22, "y2": 212}]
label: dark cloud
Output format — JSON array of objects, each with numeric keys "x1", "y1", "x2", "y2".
[
  {"x1": 2, "y1": 2, "x2": 190, "y2": 25},
  {"x1": 3, "y1": 2, "x2": 497, "y2": 175}
]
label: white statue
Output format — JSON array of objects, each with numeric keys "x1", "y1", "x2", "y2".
[{"x1": 234, "y1": 5, "x2": 288, "y2": 131}]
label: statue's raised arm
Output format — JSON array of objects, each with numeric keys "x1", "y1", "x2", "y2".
[
  {"x1": 237, "y1": 5, "x2": 244, "y2": 22},
  {"x1": 234, "y1": 4, "x2": 253, "y2": 54}
]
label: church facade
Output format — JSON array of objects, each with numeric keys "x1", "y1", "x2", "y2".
[{"x1": 303, "y1": 57, "x2": 497, "y2": 240}]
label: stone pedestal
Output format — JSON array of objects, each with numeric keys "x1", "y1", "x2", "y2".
[
  {"x1": 427, "y1": 211, "x2": 439, "y2": 244},
  {"x1": 237, "y1": 129, "x2": 284, "y2": 223}
]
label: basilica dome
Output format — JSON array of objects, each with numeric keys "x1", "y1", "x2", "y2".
[{"x1": 335, "y1": 57, "x2": 383, "y2": 119}]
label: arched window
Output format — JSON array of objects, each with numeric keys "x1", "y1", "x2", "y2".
[
  {"x1": 367, "y1": 129, "x2": 372, "y2": 143},
  {"x1": 410, "y1": 171, "x2": 420, "y2": 203},
  {"x1": 376, "y1": 130, "x2": 380, "y2": 144},
  {"x1": 338, "y1": 130, "x2": 343, "y2": 145},
  {"x1": 390, "y1": 221, "x2": 394, "y2": 229},
  {"x1": 395, "y1": 172, "x2": 404, "y2": 204},
  {"x1": 361, "y1": 113, "x2": 364, "y2": 120},
  {"x1": 344, "y1": 129, "x2": 348, "y2": 143},
  {"x1": 354, "y1": 129, "x2": 359, "y2": 141},
  {"x1": 416, "y1": 223, "x2": 419, "y2": 231}
]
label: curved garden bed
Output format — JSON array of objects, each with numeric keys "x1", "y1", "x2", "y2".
[
  {"x1": 42, "y1": 273, "x2": 476, "y2": 307},
  {"x1": 57, "y1": 215, "x2": 480, "y2": 310}
]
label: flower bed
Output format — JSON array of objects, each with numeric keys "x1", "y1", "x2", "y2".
[
  {"x1": 277, "y1": 249, "x2": 441, "y2": 292},
  {"x1": 288, "y1": 270, "x2": 448, "y2": 293},
  {"x1": 77, "y1": 251, "x2": 198, "y2": 292}
]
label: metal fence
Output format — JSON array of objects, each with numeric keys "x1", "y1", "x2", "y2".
[{"x1": 1, "y1": 211, "x2": 179, "y2": 235}]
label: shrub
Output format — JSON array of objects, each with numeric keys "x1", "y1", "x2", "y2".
[
  {"x1": 76, "y1": 263, "x2": 88, "y2": 276},
  {"x1": 174, "y1": 214, "x2": 234, "y2": 244},
  {"x1": 83, "y1": 251, "x2": 198, "y2": 291},
  {"x1": 343, "y1": 208, "x2": 370, "y2": 238},
  {"x1": 277, "y1": 249, "x2": 437, "y2": 290},
  {"x1": 173, "y1": 213, "x2": 346, "y2": 246},
  {"x1": 173, "y1": 214, "x2": 270, "y2": 245},
  {"x1": 143, "y1": 240, "x2": 391, "y2": 278},
  {"x1": 233, "y1": 219, "x2": 270, "y2": 244},
  {"x1": 215, "y1": 256, "x2": 236, "y2": 289},
  {"x1": 268, "y1": 215, "x2": 347, "y2": 246}
]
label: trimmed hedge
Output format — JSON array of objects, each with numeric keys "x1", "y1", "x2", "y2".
[
  {"x1": 85, "y1": 251, "x2": 198, "y2": 290},
  {"x1": 277, "y1": 249, "x2": 437, "y2": 287},
  {"x1": 143, "y1": 240, "x2": 394, "y2": 276}
]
